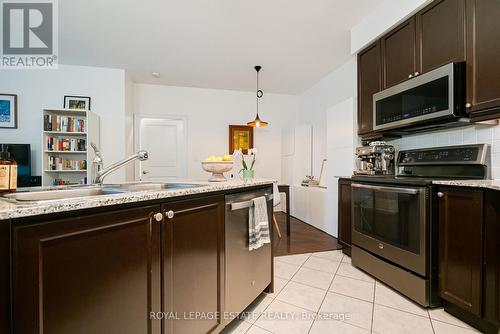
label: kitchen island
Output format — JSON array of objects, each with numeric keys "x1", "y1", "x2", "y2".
[{"x1": 0, "y1": 179, "x2": 275, "y2": 334}]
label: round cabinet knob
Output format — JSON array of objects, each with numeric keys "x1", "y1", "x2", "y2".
[
  {"x1": 414, "y1": 72, "x2": 420, "y2": 76},
  {"x1": 437, "y1": 192, "x2": 444, "y2": 198},
  {"x1": 142, "y1": 170, "x2": 149, "y2": 175},
  {"x1": 408, "y1": 74, "x2": 413, "y2": 79},
  {"x1": 153, "y1": 212, "x2": 163, "y2": 222},
  {"x1": 165, "y1": 210, "x2": 175, "y2": 219},
  {"x1": 465, "y1": 103, "x2": 472, "y2": 108}
]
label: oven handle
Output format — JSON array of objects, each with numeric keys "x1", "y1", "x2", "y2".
[{"x1": 351, "y1": 183, "x2": 421, "y2": 195}]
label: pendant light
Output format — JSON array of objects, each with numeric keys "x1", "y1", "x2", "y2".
[{"x1": 247, "y1": 65, "x2": 269, "y2": 127}]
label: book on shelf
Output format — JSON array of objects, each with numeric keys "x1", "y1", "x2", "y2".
[
  {"x1": 52, "y1": 177, "x2": 87, "y2": 186},
  {"x1": 47, "y1": 156, "x2": 87, "y2": 171},
  {"x1": 44, "y1": 114, "x2": 86, "y2": 132},
  {"x1": 46, "y1": 137, "x2": 86, "y2": 152}
]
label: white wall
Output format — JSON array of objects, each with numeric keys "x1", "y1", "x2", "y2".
[
  {"x1": 350, "y1": 0, "x2": 432, "y2": 53},
  {"x1": 299, "y1": 57, "x2": 358, "y2": 178},
  {"x1": 124, "y1": 72, "x2": 135, "y2": 181},
  {"x1": 290, "y1": 58, "x2": 359, "y2": 237},
  {"x1": 133, "y1": 84, "x2": 300, "y2": 181},
  {"x1": 0, "y1": 65, "x2": 127, "y2": 183}
]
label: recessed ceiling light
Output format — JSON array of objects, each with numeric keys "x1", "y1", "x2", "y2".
[{"x1": 151, "y1": 72, "x2": 160, "y2": 78}]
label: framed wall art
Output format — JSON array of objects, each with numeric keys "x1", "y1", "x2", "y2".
[
  {"x1": 64, "y1": 95, "x2": 91, "y2": 110},
  {"x1": 229, "y1": 125, "x2": 254, "y2": 154},
  {"x1": 0, "y1": 94, "x2": 18, "y2": 129}
]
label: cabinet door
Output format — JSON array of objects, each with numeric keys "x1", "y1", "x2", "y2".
[
  {"x1": 484, "y1": 190, "x2": 500, "y2": 325},
  {"x1": 338, "y1": 180, "x2": 352, "y2": 254},
  {"x1": 0, "y1": 222, "x2": 10, "y2": 334},
  {"x1": 162, "y1": 196, "x2": 224, "y2": 334},
  {"x1": 357, "y1": 41, "x2": 381, "y2": 135},
  {"x1": 438, "y1": 188, "x2": 483, "y2": 316},
  {"x1": 381, "y1": 17, "x2": 417, "y2": 88},
  {"x1": 12, "y1": 206, "x2": 162, "y2": 334},
  {"x1": 416, "y1": 0, "x2": 466, "y2": 74},
  {"x1": 466, "y1": 0, "x2": 500, "y2": 118}
]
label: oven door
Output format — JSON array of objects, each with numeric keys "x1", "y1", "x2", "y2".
[{"x1": 351, "y1": 183, "x2": 428, "y2": 276}]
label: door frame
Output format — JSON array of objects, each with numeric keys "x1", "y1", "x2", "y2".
[{"x1": 133, "y1": 114, "x2": 188, "y2": 181}]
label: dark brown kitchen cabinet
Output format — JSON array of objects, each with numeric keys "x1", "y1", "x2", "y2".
[
  {"x1": 381, "y1": 18, "x2": 417, "y2": 89},
  {"x1": 0, "y1": 222, "x2": 10, "y2": 334},
  {"x1": 12, "y1": 206, "x2": 162, "y2": 334},
  {"x1": 416, "y1": 0, "x2": 466, "y2": 74},
  {"x1": 466, "y1": 0, "x2": 500, "y2": 120},
  {"x1": 438, "y1": 188, "x2": 483, "y2": 316},
  {"x1": 338, "y1": 179, "x2": 352, "y2": 255},
  {"x1": 162, "y1": 196, "x2": 225, "y2": 334},
  {"x1": 357, "y1": 42, "x2": 381, "y2": 135},
  {"x1": 484, "y1": 190, "x2": 500, "y2": 326}
]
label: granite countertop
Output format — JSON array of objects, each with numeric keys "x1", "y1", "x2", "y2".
[
  {"x1": 432, "y1": 180, "x2": 500, "y2": 191},
  {"x1": 0, "y1": 178, "x2": 276, "y2": 221}
]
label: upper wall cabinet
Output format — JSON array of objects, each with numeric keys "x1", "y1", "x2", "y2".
[
  {"x1": 466, "y1": 0, "x2": 500, "y2": 120},
  {"x1": 416, "y1": 0, "x2": 466, "y2": 74},
  {"x1": 357, "y1": 42, "x2": 381, "y2": 135},
  {"x1": 381, "y1": 18, "x2": 417, "y2": 89},
  {"x1": 356, "y1": 0, "x2": 500, "y2": 136}
]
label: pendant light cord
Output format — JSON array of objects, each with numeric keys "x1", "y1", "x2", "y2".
[{"x1": 256, "y1": 67, "x2": 260, "y2": 116}]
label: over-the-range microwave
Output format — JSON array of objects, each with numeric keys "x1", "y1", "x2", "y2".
[{"x1": 373, "y1": 62, "x2": 467, "y2": 132}]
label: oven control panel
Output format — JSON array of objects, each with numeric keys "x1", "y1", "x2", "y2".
[{"x1": 397, "y1": 144, "x2": 488, "y2": 166}]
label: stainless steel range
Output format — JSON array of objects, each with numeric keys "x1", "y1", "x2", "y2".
[{"x1": 350, "y1": 144, "x2": 490, "y2": 307}]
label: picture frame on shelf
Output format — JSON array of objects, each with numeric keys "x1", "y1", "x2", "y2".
[
  {"x1": 64, "y1": 95, "x2": 91, "y2": 110},
  {"x1": 0, "y1": 94, "x2": 18, "y2": 129},
  {"x1": 229, "y1": 125, "x2": 253, "y2": 154}
]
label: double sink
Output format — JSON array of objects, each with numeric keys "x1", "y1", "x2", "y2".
[{"x1": 3, "y1": 182, "x2": 203, "y2": 203}]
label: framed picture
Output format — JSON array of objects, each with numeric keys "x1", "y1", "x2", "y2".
[
  {"x1": 64, "y1": 95, "x2": 91, "y2": 110},
  {"x1": 0, "y1": 94, "x2": 18, "y2": 129},
  {"x1": 229, "y1": 125, "x2": 254, "y2": 154}
]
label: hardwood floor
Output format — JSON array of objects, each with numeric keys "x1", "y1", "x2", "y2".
[{"x1": 272, "y1": 212, "x2": 341, "y2": 257}]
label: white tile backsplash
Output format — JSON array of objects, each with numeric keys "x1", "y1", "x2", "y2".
[
  {"x1": 476, "y1": 127, "x2": 493, "y2": 143},
  {"x1": 462, "y1": 127, "x2": 477, "y2": 144},
  {"x1": 494, "y1": 126, "x2": 500, "y2": 140},
  {"x1": 390, "y1": 124, "x2": 500, "y2": 179}
]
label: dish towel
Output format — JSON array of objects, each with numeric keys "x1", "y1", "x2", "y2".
[{"x1": 249, "y1": 196, "x2": 270, "y2": 251}]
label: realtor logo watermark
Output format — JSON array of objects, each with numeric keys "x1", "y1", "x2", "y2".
[{"x1": 1, "y1": 0, "x2": 58, "y2": 68}]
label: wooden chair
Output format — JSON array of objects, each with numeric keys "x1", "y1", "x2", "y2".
[{"x1": 272, "y1": 183, "x2": 282, "y2": 238}]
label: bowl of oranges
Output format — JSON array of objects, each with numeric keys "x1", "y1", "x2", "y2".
[{"x1": 201, "y1": 155, "x2": 233, "y2": 181}]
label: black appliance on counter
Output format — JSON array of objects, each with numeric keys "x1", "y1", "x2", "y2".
[
  {"x1": 350, "y1": 144, "x2": 490, "y2": 307},
  {"x1": 0, "y1": 143, "x2": 32, "y2": 187},
  {"x1": 373, "y1": 62, "x2": 468, "y2": 134}
]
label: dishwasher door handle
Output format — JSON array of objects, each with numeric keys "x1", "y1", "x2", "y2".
[{"x1": 230, "y1": 194, "x2": 273, "y2": 211}]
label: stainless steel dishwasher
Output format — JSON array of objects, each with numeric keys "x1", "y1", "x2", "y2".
[{"x1": 225, "y1": 187, "x2": 273, "y2": 318}]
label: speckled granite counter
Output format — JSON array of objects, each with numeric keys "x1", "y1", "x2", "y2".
[
  {"x1": 0, "y1": 179, "x2": 275, "y2": 221},
  {"x1": 432, "y1": 180, "x2": 500, "y2": 191}
]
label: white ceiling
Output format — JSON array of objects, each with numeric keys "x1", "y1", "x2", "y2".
[{"x1": 59, "y1": 0, "x2": 382, "y2": 94}]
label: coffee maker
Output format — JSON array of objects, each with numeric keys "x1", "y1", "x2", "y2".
[{"x1": 354, "y1": 141, "x2": 395, "y2": 175}]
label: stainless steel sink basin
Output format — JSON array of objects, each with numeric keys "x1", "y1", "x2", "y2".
[
  {"x1": 107, "y1": 182, "x2": 203, "y2": 192},
  {"x1": 3, "y1": 187, "x2": 127, "y2": 202},
  {"x1": 2, "y1": 182, "x2": 203, "y2": 203}
]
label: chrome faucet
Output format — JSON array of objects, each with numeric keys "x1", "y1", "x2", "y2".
[
  {"x1": 92, "y1": 148, "x2": 149, "y2": 185},
  {"x1": 90, "y1": 142, "x2": 103, "y2": 183}
]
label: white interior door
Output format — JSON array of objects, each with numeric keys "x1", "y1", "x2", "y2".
[{"x1": 134, "y1": 115, "x2": 187, "y2": 181}]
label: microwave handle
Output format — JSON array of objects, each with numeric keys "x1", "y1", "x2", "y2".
[{"x1": 351, "y1": 183, "x2": 420, "y2": 195}]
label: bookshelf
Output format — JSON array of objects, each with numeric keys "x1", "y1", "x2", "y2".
[{"x1": 42, "y1": 108, "x2": 100, "y2": 186}]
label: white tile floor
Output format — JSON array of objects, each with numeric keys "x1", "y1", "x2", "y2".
[{"x1": 221, "y1": 250, "x2": 481, "y2": 334}]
